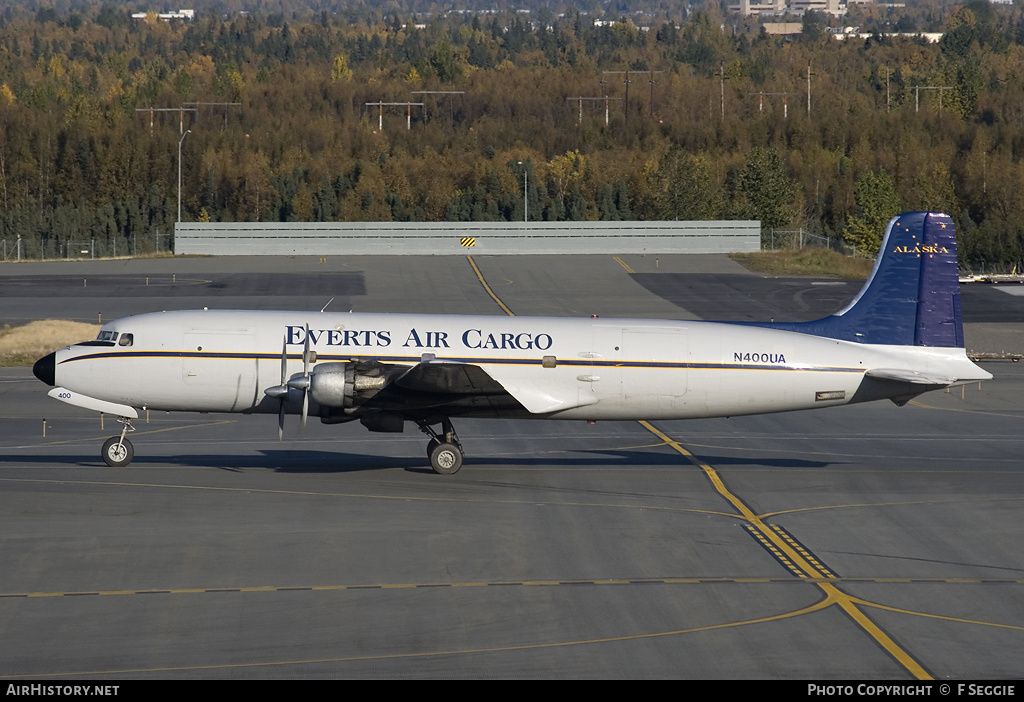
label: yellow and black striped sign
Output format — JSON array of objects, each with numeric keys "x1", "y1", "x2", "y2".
[{"x1": 461, "y1": 237, "x2": 476, "y2": 247}]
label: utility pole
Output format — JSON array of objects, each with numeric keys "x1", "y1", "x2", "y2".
[
  {"x1": 748, "y1": 92, "x2": 789, "y2": 117},
  {"x1": 517, "y1": 161, "x2": 528, "y2": 222},
  {"x1": 178, "y1": 130, "x2": 191, "y2": 223},
  {"x1": 183, "y1": 102, "x2": 241, "y2": 130},
  {"x1": 566, "y1": 96, "x2": 620, "y2": 127},
  {"x1": 365, "y1": 102, "x2": 425, "y2": 130},
  {"x1": 914, "y1": 86, "x2": 953, "y2": 114},
  {"x1": 884, "y1": 65, "x2": 890, "y2": 113},
  {"x1": 805, "y1": 63, "x2": 814, "y2": 116},
  {"x1": 646, "y1": 69, "x2": 664, "y2": 117},
  {"x1": 602, "y1": 70, "x2": 632, "y2": 124},
  {"x1": 410, "y1": 91, "x2": 465, "y2": 132},
  {"x1": 720, "y1": 65, "x2": 725, "y2": 122},
  {"x1": 135, "y1": 107, "x2": 197, "y2": 133},
  {"x1": 602, "y1": 69, "x2": 665, "y2": 123}
]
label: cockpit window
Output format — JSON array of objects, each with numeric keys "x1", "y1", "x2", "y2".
[
  {"x1": 118, "y1": 333, "x2": 134, "y2": 347},
  {"x1": 97, "y1": 330, "x2": 118, "y2": 342}
]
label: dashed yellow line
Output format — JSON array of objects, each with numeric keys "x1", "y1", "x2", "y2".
[
  {"x1": 6, "y1": 575, "x2": 1022, "y2": 600},
  {"x1": 638, "y1": 419, "x2": 933, "y2": 680}
]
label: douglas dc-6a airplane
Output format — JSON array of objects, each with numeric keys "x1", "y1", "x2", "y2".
[{"x1": 33, "y1": 212, "x2": 990, "y2": 474}]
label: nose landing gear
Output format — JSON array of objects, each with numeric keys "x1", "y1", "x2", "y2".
[{"x1": 102, "y1": 417, "x2": 136, "y2": 467}]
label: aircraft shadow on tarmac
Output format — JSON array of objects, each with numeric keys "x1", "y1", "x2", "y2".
[{"x1": 3, "y1": 448, "x2": 840, "y2": 472}]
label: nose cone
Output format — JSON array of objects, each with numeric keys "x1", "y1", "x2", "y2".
[{"x1": 33, "y1": 352, "x2": 56, "y2": 386}]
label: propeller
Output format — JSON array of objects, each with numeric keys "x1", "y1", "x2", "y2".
[
  {"x1": 284, "y1": 323, "x2": 315, "y2": 428},
  {"x1": 294, "y1": 323, "x2": 313, "y2": 426},
  {"x1": 261, "y1": 334, "x2": 290, "y2": 441},
  {"x1": 263, "y1": 324, "x2": 315, "y2": 440}
]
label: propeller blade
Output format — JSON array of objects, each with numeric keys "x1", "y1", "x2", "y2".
[
  {"x1": 303, "y1": 323, "x2": 312, "y2": 373},
  {"x1": 301, "y1": 323, "x2": 311, "y2": 426},
  {"x1": 278, "y1": 333, "x2": 288, "y2": 441},
  {"x1": 280, "y1": 334, "x2": 288, "y2": 385}
]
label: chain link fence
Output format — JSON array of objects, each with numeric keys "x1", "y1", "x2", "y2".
[
  {"x1": 1, "y1": 231, "x2": 173, "y2": 261},
  {"x1": 764, "y1": 228, "x2": 833, "y2": 251}
]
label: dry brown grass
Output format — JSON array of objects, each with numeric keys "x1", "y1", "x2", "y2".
[
  {"x1": 731, "y1": 248, "x2": 875, "y2": 279},
  {"x1": 0, "y1": 320, "x2": 101, "y2": 366}
]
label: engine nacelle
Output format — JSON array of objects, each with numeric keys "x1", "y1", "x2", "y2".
[{"x1": 308, "y1": 361, "x2": 389, "y2": 408}]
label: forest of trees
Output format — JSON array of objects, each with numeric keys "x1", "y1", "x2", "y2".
[{"x1": 2, "y1": 1, "x2": 1024, "y2": 269}]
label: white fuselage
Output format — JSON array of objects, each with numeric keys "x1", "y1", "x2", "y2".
[{"x1": 50, "y1": 309, "x2": 989, "y2": 422}]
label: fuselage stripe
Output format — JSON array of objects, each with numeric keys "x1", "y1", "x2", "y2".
[{"x1": 56, "y1": 349, "x2": 864, "y2": 375}]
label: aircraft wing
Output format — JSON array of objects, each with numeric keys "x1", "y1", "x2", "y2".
[
  {"x1": 393, "y1": 360, "x2": 507, "y2": 395},
  {"x1": 390, "y1": 361, "x2": 595, "y2": 414}
]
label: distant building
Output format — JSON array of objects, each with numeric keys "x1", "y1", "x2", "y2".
[
  {"x1": 734, "y1": 0, "x2": 787, "y2": 16},
  {"x1": 131, "y1": 9, "x2": 195, "y2": 21},
  {"x1": 833, "y1": 26, "x2": 943, "y2": 42},
  {"x1": 729, "y1": 0, "x2": 846, "y2": 16},
  {"x1": 762, "y1": 22, "x2": 803, "y2": 35},
  {"x1": 790, "y1": 0, "x2": 844, "y2": 14}
]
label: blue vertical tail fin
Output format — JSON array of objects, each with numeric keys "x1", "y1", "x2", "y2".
[{"x1": 756, "y1": 212, "x2": 964, "y2": 347}]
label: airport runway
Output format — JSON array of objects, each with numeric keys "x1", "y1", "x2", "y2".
[{"x1": 1, "y1": 253, "x2": 1023, "y2": 679}]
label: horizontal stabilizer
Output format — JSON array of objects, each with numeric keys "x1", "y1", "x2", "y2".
[{"x1": 864, "y1": 368, "x2": 955, "y2": 386}]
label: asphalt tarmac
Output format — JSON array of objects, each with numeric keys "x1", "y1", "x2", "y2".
[{"x1": 1, "y1": 253, "x2": 1022, "y2": 679}]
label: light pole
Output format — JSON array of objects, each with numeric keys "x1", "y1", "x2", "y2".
[
  {"x1": 518, "y1": 161, "x2": 527, "y2": 222},
  {"x1": 178, "y1": 129, "x2": 191, "y2": 222}
]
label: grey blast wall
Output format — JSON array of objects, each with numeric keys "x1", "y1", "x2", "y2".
[{"x1": 174, "y1": 221, "x2": 761, "y2": 256}]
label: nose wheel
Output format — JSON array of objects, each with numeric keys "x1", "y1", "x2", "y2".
[
  {"x1": 419, "y1": 418, "x2": 464, "y2": 475},
  {"x1": 102, "y1": 417, "x2": 136, "y2": 467}
]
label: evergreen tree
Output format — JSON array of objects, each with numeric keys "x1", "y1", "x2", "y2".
[
  {"x1": 737, "y1": 147, "x2": 798, "y2": 233},
  {"x1": 844, "y1": 169, "x2": 901, "y2": 256}
]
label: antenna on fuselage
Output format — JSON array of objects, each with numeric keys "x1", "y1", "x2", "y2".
[{"x1": 321, "y1": 298, "x2": 334, "y2": 313}]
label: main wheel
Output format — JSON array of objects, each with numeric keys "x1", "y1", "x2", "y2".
[
  {"x1": 429, "y1": 442, "x2": 463, "y2": 475},
  {"x1": 426, "y1": 437, "x2": 440, "y2": 460},
  {"x1": 102, "y1": 436, "x2": 134, "y2": 467}
]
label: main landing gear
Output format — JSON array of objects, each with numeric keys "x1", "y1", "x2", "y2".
[
  {"x1": 95, "y1": 415, "x2": 465, "y2": 474},
  {"x1": 101, "y1": 417, "x2": 135, "y2": 467},
  {"x1": 417, "y1": 418, "x2": 464, "y2": 475}
]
